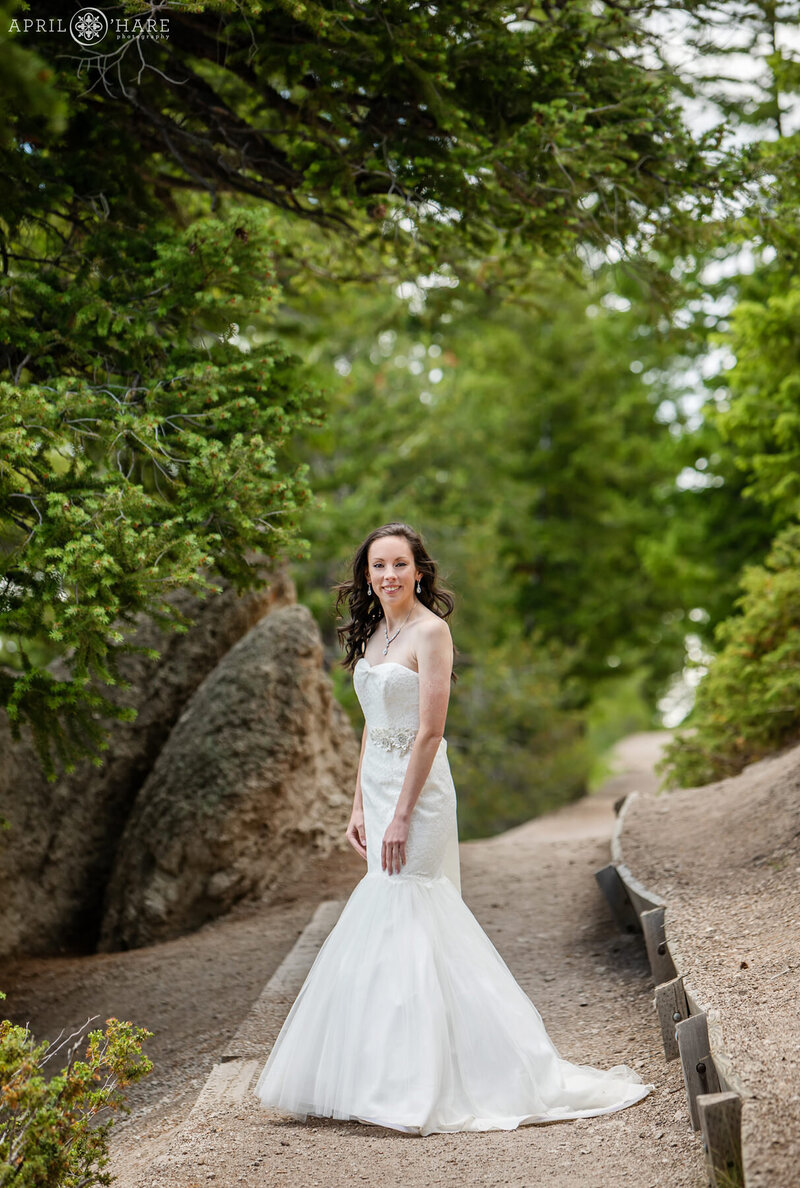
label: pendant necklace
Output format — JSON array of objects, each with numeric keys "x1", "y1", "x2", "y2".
[{"x1": 383, "y1": 603, "x2": 415, "y2": 655}]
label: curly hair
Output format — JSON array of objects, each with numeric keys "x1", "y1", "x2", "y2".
[{"x1": 334, "y1": 521, "x2": 458, "y2": 681}]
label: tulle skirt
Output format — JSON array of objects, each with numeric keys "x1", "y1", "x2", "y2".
[{"x1": 253, "y1": 867, "x2": 654, "y2": 1136}]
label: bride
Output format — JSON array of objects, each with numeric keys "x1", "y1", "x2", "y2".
[{"x1": 254, "y1": 521, "x2": 654, "y2": 1135}]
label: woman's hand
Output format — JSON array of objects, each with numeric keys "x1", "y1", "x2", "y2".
[
  {"x1": 346, "y1": 809, "x2": 367, "y2": 861},
  {"x1": 382, "y1": 814, "x2": 410, "y2": 876}
]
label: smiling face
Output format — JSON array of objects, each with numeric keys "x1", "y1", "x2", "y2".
[{"x1": 366, "y1": 534, "x2": 421, "y2": 609}]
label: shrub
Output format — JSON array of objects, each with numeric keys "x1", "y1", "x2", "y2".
[{"x1": 0, "y1": 996, "x2": 152, "y2": 1187}]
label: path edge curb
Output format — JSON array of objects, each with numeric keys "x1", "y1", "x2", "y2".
[{"x1": 597, "y1": 791, "x2": 748, "y2": 1188}]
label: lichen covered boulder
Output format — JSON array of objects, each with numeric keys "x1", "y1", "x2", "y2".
[
  {"x1": 0, "y1": 570, "x2": 295, "y2": 957},
  {"x1": 99, "y1": 603, "x2": 358, "y2": 951}
]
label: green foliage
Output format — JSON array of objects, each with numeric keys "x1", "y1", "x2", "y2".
[
  {"x1": 0, "y1": 0, "x2": 739, "y2": 780},
  {"x1": 5, "y1": 0, "x2": 731, "y2": 272},
  {"x1": 656, "y1": 523, "x2": 800, "y2": 788},
  {"x1": 279, "y1": 265, "x2": 715, "y2": 829},
  {"x1": 0, "y1": 5, "x2": 324, "y2": 775},
  {"x1": 471, "y1": 287, "x2": 691, "y2": 702},
  {"x1": 446, "y1": 633, "x2": 591, "y2": 839},
  {"x1": 584, "y1": 667, "x2": 656, "y2": 791},
  {"x1": 0, "y1": 200, "x2": 321, "y2": 776},
  {"x1": 655, "y1": 84, "x2": 800, "y2": 785},
  {"x1": 709, "y1": 275, "x2": 800, "y2": 525},
  {"x1": 0, "y1": 1002, "x2": 152, "y2": 1187},
  {"x1": 0, "y1": 0, "x2": 778, "y2": 797},
  {"x1": 0, "y1": 1, "x2": 67, "y2": 146},
  {"x1": 642, "y1": 3, "x2": 800, "y2": 787},
  {"x1": 287, "y1": 267, "x2": 697, "y2": 678},
  {"x1": 633, "y1": 401, "x2": 777, "y2": 660}
]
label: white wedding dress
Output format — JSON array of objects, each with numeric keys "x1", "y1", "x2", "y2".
[{"x1": 254, "y1": 657, "x2": 654, "y2": 1135}]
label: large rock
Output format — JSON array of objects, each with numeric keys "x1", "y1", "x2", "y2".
[
  {"x1": 0, "y1": 568, "x2": 295, "y2": 958},
  {"x1": 99, "y1": 604, "x2": 357, "y2": 951}
]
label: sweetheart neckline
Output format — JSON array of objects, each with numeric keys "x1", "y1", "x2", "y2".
[{"x1": 356, "y1": 657, "x2": 420, "y2": 678}]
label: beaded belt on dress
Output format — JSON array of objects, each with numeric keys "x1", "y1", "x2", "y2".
[{"x1": 369, "y1": 726, "x2": 418, "y2": 754}]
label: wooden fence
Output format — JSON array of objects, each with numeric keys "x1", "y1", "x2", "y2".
[{"x1": 595, "y1": 791, "x2": 746, "y2": 1188}]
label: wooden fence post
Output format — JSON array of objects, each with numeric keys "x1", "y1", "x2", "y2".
[
  {"x1": 640, "y1": 906, "x2": 678, "y2": 985},
  {"x1": 654, "y1": 973, "x2": 690, "y2": 1061},
  {"x1": 676, "y1": 1012, "x2": 721, "y2": 1130},
  {"x1": 697, "y1": 1091, "x2": 744, "y2": 1188},
  {"x1": 607, "y1": 794, "x2": 748, "y2": 1184},
  {"x1": 594, "y1": 864, "x2": 641, "y2": 933}
]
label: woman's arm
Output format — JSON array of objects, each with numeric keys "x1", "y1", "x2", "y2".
[
  {"x1": 382, "y1": 618, "x2": 453, "y2": 875},
  {"x1": 346, "y1": 722, "x2": 369, "y2": 860}
]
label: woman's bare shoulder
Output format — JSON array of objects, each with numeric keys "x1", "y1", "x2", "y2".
[{"x1": 415, "y1": 610, "x2": 453, "y2": 654}]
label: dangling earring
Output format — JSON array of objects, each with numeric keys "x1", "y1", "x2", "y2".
[
  {"x1": 416, "y1": 580, "x2": 421, "y2": 594},
  {"x1": 367, "y1": 582, "x2": 372, "y2": 596}
]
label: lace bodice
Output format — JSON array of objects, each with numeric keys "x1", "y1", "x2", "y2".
[
  {"x1": 353, "y1": 658, "x2": 421, "y2": 729},
  {"x1": 353, "y1": 657, "x2": 425, "y2": 755},
  {"x1": 352, "y1": 655, "x2": 457, "y2": 888}
]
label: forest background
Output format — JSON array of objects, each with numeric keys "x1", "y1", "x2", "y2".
[{"x1": 2, "y1": 0, "x2": 800, "y2": 840}]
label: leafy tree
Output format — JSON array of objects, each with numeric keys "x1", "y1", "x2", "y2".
[
  {"x1": 654, "y1": 0, "x2": 800, "y2": 784},
  {"x1": 710, "y1": 279, "x2": 800, "y2": 526},
  {"x1": 610, "y1": 0, "x2": 800, "y2": 657},
  {"x1": 634, "y1": 384, "x2": 778, "y2": 657},
  {"x1": 656, "y1": 259, "x2": 800, "y2": 784},
  {"x1": 287, "y1": 269, "x2": 702, "y2": 678},
  {"x1": 677, "y1": 1, "x2": 790, "y2": 141},
  {"x1": 0, "y1": 0, "x2": 746, "y2": 777},
  {"x1": 10, "y1": 0, "x2": 731, "y2": 270},
  {"x1": 446, "y1": 632, "x2": 593, "y2": 837},
  {"x1": 0, "y1": 196, "x2": 321, "y2": 777},
  {"x1": 278, "y1": 267, "x2": 720, "y2": 831},
  {"x1": 656, "y1": 523, "x2": 800, "y2": 786}
]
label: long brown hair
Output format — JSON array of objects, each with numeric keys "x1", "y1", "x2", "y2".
[{"x1": 334, "y1": 522, "x2": 458, "y2": 681}]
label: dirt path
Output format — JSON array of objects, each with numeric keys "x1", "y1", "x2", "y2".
[{"x1": 3, "y1": 732, "x2": 706, "y2": 1188}]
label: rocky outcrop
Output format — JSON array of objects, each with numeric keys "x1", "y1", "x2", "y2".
[
  {"x1": 99, "y1": 604, "x2": 358, "y2": 951},
  {"x1": 0, "y1": 568, "x2": 297, "y2": 958}
]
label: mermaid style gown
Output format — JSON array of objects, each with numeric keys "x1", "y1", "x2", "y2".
[{"x1": 253, "y1": 657, "x2": 654, "y2": 1135}]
